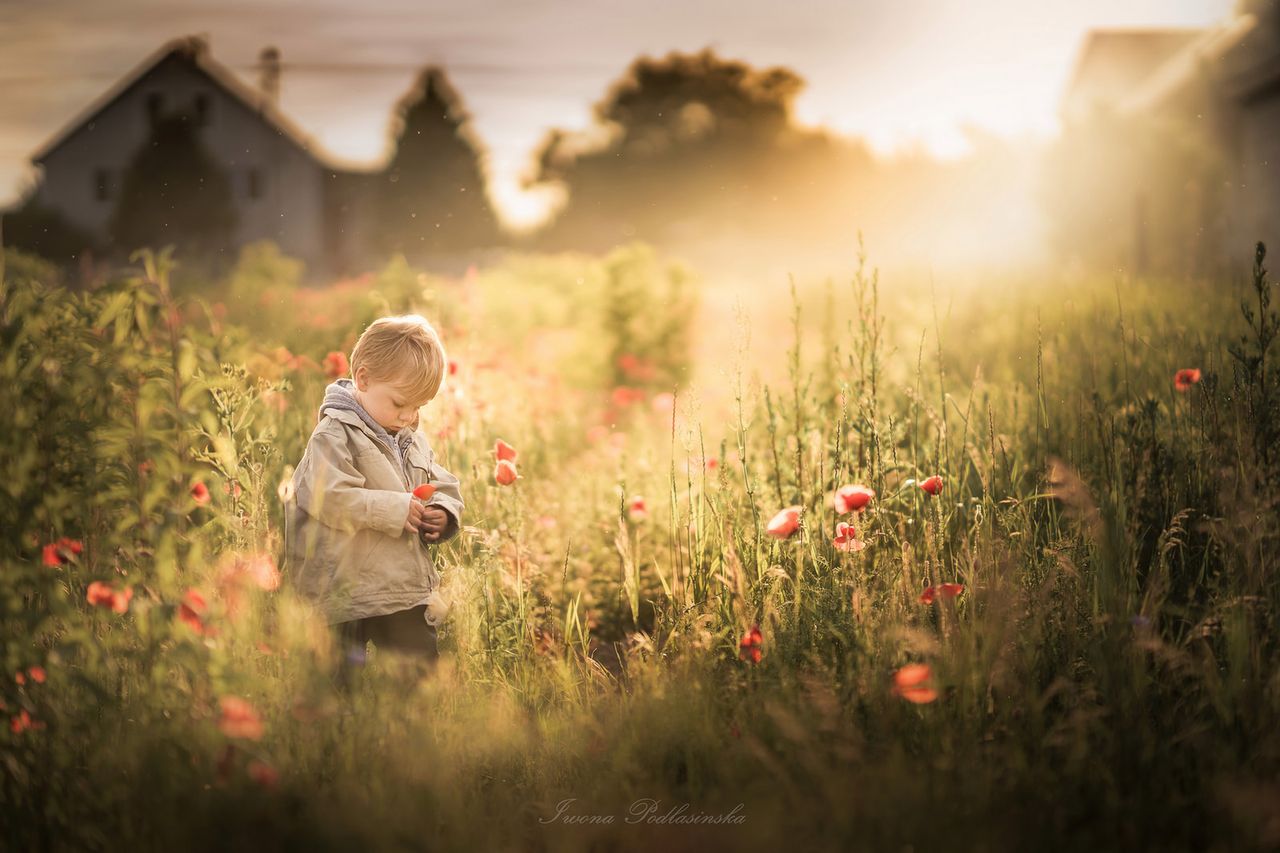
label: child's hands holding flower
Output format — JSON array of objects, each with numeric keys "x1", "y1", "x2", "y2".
[
  {"x1": 418, "y1": 506, "x2": 450, "y2": 543},
  {"x1": 409, "y1": 483, "x2": 448, "y2": 542}
]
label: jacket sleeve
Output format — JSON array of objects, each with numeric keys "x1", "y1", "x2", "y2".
[
  {"x1": 422, "y1": 448, "x2": 465, "y2": 543},
  {"x1": 294, "y1": 422, "x2": 411, "y2": 538}
]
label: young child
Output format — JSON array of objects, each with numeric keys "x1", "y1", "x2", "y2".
[{"x1": 282, "y1": 314, "x2": 463, "y2": 684}]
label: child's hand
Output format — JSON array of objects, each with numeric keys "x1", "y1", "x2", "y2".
[
  {"x1": 418, "y1": 506, "x2": 450, "y2": 543},
  {"x1": 403, "y1": 501, "x2": 430, "y2": 536}
]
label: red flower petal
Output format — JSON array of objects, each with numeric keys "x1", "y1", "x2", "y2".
[
  {"x1": 766, "y1": 506, "x2": 802, "y2": 539},
  {"x1": 218, "y1": 696, "x2": 264, "y2": 740},
  {"x1": 1174, "y1": 368, "x2": 1202, "y2": 392},
  {"x1": 834, "y1": 484, "x2": 875, "y2": 514},
  {"x1": 919, "y1": 476, "x2": 944, "y2": 496},
  {"x1": 323, "y1": 351, "x2": 350, "y2": 379},
  {"x1": 494, "y1": 459, "x2": 519, "y2": 486}
]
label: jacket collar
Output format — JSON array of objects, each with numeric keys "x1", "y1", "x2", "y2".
[
  {"x1": 320, "y1": 378, "x2": 417, "y2": 456},
  {"x1": 324, "y1": 407, "x2": 416, "y2": 451}
]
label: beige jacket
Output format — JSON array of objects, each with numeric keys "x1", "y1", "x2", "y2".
[{"x1": 282, "y1": 406, "x2": 464, "y2": 625}]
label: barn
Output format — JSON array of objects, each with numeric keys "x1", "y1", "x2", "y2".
[{"x1": 24, "y1": 35, "x2": 372, "y2": 277}]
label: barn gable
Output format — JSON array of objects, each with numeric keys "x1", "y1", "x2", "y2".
[{"x1": 30, "y1": 35, "x2": 323, "y2": 167}]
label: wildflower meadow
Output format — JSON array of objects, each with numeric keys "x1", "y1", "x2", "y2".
[{"x1": 2, "y1": 237, "x2": 1279, "y2": 851}]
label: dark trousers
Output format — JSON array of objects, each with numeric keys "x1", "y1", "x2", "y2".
[{"x1": 333, "y1": 604, "x2": 439, "y2": 690}]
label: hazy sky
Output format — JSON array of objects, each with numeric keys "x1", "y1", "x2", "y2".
[{"x1": 0, "y1": 0, "x2": 1234, "y2": 227}]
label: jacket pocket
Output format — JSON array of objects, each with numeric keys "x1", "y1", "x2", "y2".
[{"x1": 405, "y1": 444, "x2": 434, "y2": 481}]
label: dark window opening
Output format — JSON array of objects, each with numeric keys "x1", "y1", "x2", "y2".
[{"x1": 93, "y1": 169, "x2": 110, "y2": 202}]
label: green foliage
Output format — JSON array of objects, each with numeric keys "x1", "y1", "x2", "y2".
[
  {"x1": 2, "y1": 242, "x2": 1279, "y2": 850},
  {"x1": 599, "y1": 242, "x2": 695, "y2": 391},
  {"x1": 225, "y1": 240, "x2": 303, "y2": 312}
]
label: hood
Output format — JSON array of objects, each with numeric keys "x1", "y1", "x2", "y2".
[{"x1": 320, "y1": 378, "x2": 416, "y2": 463}]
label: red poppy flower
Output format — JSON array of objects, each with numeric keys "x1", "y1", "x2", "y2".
[
  {"x1": 191, "y1": 482, "x2": 211, "y2": 505},
  {"x1": 494, "y1": 439, "x2": 517, "y2": 462},
  {"x1": 834, "y1": 484, "x2": 876, "y2": 514},
  {"x1": 610, "y1": 386, "x2": 644, "y2": 407},
  {"x1": 1174, "y1": 368, "x2": 1202, "y2": 391},
  {"x1": 218, "y1": 696, "x2": 264, "y2": 740},
  {"x1": 87, "y1": 581, "x2": 132, "y2": 613},
  {"x1": 738, "y1": 623, "x2": 763, "y2": 663},
  {"x1": 247, "y1": 759, "x2": 280, "y2": 789},
  {"x1": 323, "y1": 351, "x2": 350, "y2": 379},
  {"x1": 448, "y1": 360, "x2": 459, "y2": 376},
  {"x1": 766, "y1": 506, "x2": 802, "y2": 539},
  {"x1": 86, "y1": 581, "x2": 114, "y2": 608},
  {"x1": 13, "y1": 672, "x2": 23, "y2": 685},
  {"x1": 892, "y1": 663, "x2": 939, "y2": 704},
  {"x1": 27, "y1": 666, "x2": 46, "y2": 684},
  {"x1": 42, "y1": 537, "x2": 84, "y2": 567},
  {"x1": 110, "y1": 586, "x2": 134, "y2": 614},
  {"x1": 413, "y1": 483, "x2": 437, "y2": 501},
  {"x1": 494, "y1": 459, "x2": 519, "y2": 486},
  {"x1": 919, "y1": 583, "x2": 965, "y2": 605},
  {"x1": 919, "y1": 475, "x2": 944, "y2": 496},
  {"x1": 10, "y1": 710, "x2": 44, "y2": 734},
  {"x1": 178, "y1": 588, "x2": 210, "y2": 635},
  {"x1": 833, "y1": 521, "x2": 866, "y2": 552},
  {"x1": 705, "y1": 457, "x2": 719, "y2": 471},
  {"x1": 628, "y1": 495, "x2": 648, "y2": 521}
]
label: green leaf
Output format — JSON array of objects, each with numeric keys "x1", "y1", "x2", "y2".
[
  {"x1": 177, "y1": 340, "x2": 197, "y2": 381},
  {"x1": 94, "y1": 292, "x2": 131, "y2": 331}
]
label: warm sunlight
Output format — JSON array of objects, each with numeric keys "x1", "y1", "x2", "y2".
[{"x1": 6, "y1": 2, "x2": 1280, "y2": 851}]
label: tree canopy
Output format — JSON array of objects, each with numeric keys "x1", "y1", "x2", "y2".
[
  {"x1": 527, "y1": 48, "x2": 862, "y2": 252},
  {"x1": 373, "y1": 67, "x2": 501, "y2": 257}
]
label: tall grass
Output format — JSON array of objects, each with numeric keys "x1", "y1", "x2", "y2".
[{"x1": 1, "y1": 240, "x2": 1278, "y2": 851}]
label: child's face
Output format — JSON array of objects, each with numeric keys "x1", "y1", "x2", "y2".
[{"x1": 353, "y1": 366, "x2": 430, "y2": 433}]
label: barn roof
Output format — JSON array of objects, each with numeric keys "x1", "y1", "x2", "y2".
[
  {"x1": 1060, "y1": 28, "x2": 1205, "y2": 121},
  {"x1": 29, "y1": 35, "x2": 343, "y2": 168}
]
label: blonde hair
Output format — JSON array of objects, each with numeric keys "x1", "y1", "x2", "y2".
[{"x1": 348, "y1": 314, "x2": 447, "y2": 404}]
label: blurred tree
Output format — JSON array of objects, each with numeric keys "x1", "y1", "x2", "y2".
[
  {"x1": 373, "y1": 67, "x2": 501, "y2": 258},
  {"x1": 108, "y1": 112, "x2": 237, "y2": 264},
  {"x1": 527, "y1": 48, "x2": 871, "y2": 253}
]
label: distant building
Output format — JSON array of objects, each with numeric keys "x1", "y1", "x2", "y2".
[
  {"x1": 25, "y1": 35, "x2": 374, "y2": 277},
  {"x1": 1060, "y1": 10, "x2": 1280, "y2": 273}
]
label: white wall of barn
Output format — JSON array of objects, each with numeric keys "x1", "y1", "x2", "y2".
[{"x1": 34, "y1": 55, "x2": 327, "y2": 269}]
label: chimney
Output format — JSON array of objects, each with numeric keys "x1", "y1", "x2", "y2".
[{"x1": 258, "y1": 46, "x2": 281, "y2": 103}]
